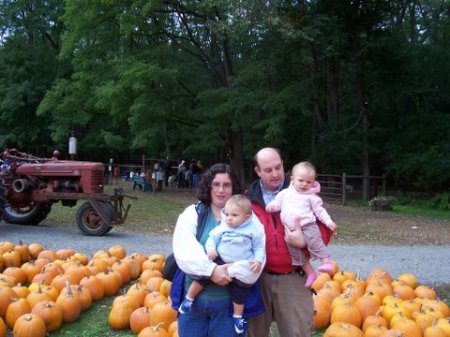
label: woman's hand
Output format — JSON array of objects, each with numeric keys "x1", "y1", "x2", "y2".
[
  {"x1": 210, "y1": 264, "x2": 232, "y2": 286},
  {"x1": 283, "y1": 222, "x2": 306, "y2": 249}
]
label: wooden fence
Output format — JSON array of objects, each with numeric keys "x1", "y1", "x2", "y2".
[{"x1": 317, "y1": 173, "x2": 386, "y2": 205}]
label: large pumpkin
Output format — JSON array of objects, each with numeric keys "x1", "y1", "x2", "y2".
[{"x1": 12, "y1": 313, "x2": 46, "y2": 337}]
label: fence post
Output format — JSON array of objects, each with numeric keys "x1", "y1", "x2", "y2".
[
  {"x1": 342, "y1": 173, "x2": 346, "y2": 205},
  {"x1": 382, "y1": 174, "x2": 386, "y2": 194}
]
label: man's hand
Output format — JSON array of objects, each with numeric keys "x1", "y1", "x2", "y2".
[
  {"x1": 328, "y1": 222, "x2": 337, "y2": 231},
  {"x1": 210, "y1": 264, "x2": 232, "y2": 286},
  {"x1": 283, "y1": 222, "x2": 306, "y2": 249}
]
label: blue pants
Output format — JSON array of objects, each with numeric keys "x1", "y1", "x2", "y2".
[{"x1": 178, "y1": 296, "x2": 245, "y2": 337}]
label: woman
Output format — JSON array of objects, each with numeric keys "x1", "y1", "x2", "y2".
[{"x1": 172, "y1": 163, "x2": 264, "y2": 337}]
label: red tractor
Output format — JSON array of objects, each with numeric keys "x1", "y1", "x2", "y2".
[{"x1": 0, "y1": 148, "x2": 133, "y2": 235}]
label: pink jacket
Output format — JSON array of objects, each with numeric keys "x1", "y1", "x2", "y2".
[{"x1": 268, "y1": 181, "x2": 333, "y2": 229}]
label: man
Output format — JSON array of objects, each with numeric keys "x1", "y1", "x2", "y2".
[{"x1": 246, "y1": 147, "x2": 314, "y2": 337}]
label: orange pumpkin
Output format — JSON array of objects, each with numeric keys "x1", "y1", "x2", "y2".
[
  {"x1": 12, "y1": 313, "x2": 46, "y2": 337},
  {"x1": 31, "y1": 300, "x2": 63, "y2": 332},
  {"x1": 5, "y1": 297, "x2": 31, "y2": 329},
  {"x1": 323, "y1": 322, "x2": 364, "y2": 337},
  {"x1": 149, "y1": 300, "x2": 177, "y2": 329},
  {"x1": 130, "y1": 306, "x2": 152, "y2": 334},
  {"x1": 0, "y1": 317, "x2": 6, "y2": 337},
  {"x1": 330, "y1": 302, "x2": 362, "y2": 328},
  {"x1": 138, "y1": 324, "x2": 170, "y2": 337},
  {"x1": 314, "y1": 296, "x2": 332, "y2": 329}
]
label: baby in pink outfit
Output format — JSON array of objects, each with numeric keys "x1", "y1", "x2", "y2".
[{"x1": 266, "y1": 161, "x2": 337, "y2": 288}]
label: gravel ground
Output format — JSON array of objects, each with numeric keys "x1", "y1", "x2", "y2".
[{"x1": 1, "y1": 221, "x2": 448, "y2": 287}]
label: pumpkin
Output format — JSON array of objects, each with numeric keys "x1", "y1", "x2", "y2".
[
  {"x1": 13, "y1": 242, "x2": 30, "y2": 264},
  {"x1": 26, "y1": 283, "x2": 52, "y2": 309},
  {"x1": 138, "y1": 324, "x2": 170, "y2": 337},
  {"x1": 312, "y1": 273, "x2": 332, "y2": 292},
  {"x1": 12, "y1": 313, "x2": 46, "y2": 337},
  {"x1": 108, "y1": 245, "x2": 127, "y2": 260},
  {"x1": 0, "y1": 286, "x2": 17, "y2": 317},
  {"x1": 362, "y1": 311, "x2": 388, "y2": 333},
  {"x1": 108, "y1": 301, "x2": 134, "y2": 330},
  {"x1": 5, "y1": 297, "x2": 31, "y2": 329},
  {"x1": 0, "y1": 317, "x2": 6, "y2": 337},
  {"x1": 391, "y1": 318, "x2": 423, "y2": 337},
  {"x1": 392, "y1": 284, "x2": 416, "y2": 300},
  {"x1": 414, "y1": 286, "x2": 437, "y2": 300},
  {"x1": 397, "y1": 273, "x2": 418, "y2": 289},
  {"x1": 144, "y1": 291, "x2": 166, "y2": 309},
  {"x1": 149, "y1": 300, "x2": 177, "y2": 329},
  {"x1": 64, "y1": 262, "x2": 91, "y2": 284},
  {"x1": 96, "y1": 268, "x2": 121, "y2": 296},
  {"x1": 127, "y1": 283, "x2": 148, "y2": 306},
  {"x1": 140, "y1": 269, "x2": 163, "y2": 285},
  {"x1": 27, "y1": 243, "x2": 44, "y2": 259},
  {"x1": 355, "y1": 293, "x2": 381, "y2": 321},
  {"x1": 145, "y1": 276, "x2": 165, "y2": 292},
  {"x1": 365, "y1": 324, "x2": 388, "y2": 337},
  {"x1": 424, "y1": 325, "x2": 446, "y2": 337},
  {"x1": 379, "y1": 328, "x2": 404, "y2": 337},
  {"x1": 79, "y1": 275, "x2": 105, "y2": 301},
  {"x1": 435, "y1": 318, "x2": 450, "y2": 337},
  {"x1": 330, "y1": 302, "x2": 362, "y2": 328},
  {"x1": 20, "y1": 261, "x2": 41, "y2": 284},
  {"x1": 2, "y1": 250, "x2": 21, "y2": 268},
  {"x1": 314, "y1": 296, "x2": 332, "y2": 329},
  {"x1": 31, "y1": 300, "x2": 63, "y2": 332},
  {"x1": 55, "y1": 280, "x2": 81, "y2": 323},
  {"x1": 130, "y1": 306, "x2": 152, "y2": 334},
  {"x1": 12, "y1": 284, "x2": 30, "y2": 299},
  {"x1": 123, "y1": 255, "x2": 143, "y2": 280},
  {"x1": 55, "y1": 248, "x2": 76, "y2": 260},
  {"x1": 0, "y1": 241, "x2": 15, "y2": 255},
  {"x1": 159, "y1": 279, "x2": 172, "y2": 298},
  {"x1": 111, "y1": 260, "x2": 132, "y2": 284},
  {"x1": 323, "y1": 322, "x2": 364, "y2": 337},
  {"x1": 333, "y1": 271, "x2": 356, "y2": 284}
]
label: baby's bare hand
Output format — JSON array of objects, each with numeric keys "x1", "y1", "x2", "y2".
[
  {"x1": 250, "y1": 260, "x2": 262, "y2": 273},
  {"x1": 207, "y1": 250, "x2": 218, "y2": 260}
]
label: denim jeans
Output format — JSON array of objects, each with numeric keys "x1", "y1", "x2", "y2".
[{"x1": 177, "y1": 295, "x2": 245, "y2": 337}]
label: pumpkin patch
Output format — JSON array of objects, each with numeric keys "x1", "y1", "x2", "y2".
[{"x1": 0, "y1": 240, "x2": 448, "y2": 337}]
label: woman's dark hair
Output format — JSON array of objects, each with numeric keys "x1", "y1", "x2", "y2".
[{"x1": 196, "y1": 163, "x2": 242, "y2": 203}]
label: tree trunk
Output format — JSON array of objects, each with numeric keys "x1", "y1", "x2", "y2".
[{"x1": 227, "y1": 129, "x2": 245, "y2": 186}]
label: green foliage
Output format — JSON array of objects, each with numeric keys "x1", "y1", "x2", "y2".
[
  {"x1": 425, "y1": 193, "x2": 450, "y2": 211},
  {"x1": 0, "y1": 0, "x2": 449, "y2": 192}
]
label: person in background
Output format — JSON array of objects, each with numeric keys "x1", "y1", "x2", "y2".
[
  {"x1": 172, "y1": 163, "x2": 264, "y2": 337},
  {"x1": 246, "y1": 147, "x2": 316, "y2": 337},
  {"x1": 265, "y1": 161, "x2": 337, "y2": 288}
]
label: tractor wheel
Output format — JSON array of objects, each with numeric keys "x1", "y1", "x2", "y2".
[
  {"x1": 1, "y1": 199, "x2": 52, "y2": 226},
  {"x1": 76, "y1": 201, "x2": 114, "y2": 236}
]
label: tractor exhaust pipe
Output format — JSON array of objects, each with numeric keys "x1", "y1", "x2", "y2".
[{"x1": 12, "y1": 179, "x2": 30, "y2": 193}]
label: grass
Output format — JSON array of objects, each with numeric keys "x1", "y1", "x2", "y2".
[{"x1": 393, "y1": 204, "x2": 449, "y2": 219}]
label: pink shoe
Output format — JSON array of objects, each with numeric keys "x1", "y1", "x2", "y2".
[
  {"x1": 304, "y1": 272, "x2": 317, "y2": 289},
  {"x1": 318, "y1": 261, "x2": 334, "y2": 274}
]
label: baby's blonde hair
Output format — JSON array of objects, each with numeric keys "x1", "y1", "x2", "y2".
[
  {"x1": 225, "y1": 194, "x2": 252, "y2": 215},
  {"x1": 291, "y1": 161, "x2": 316, "y2": 178}
]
